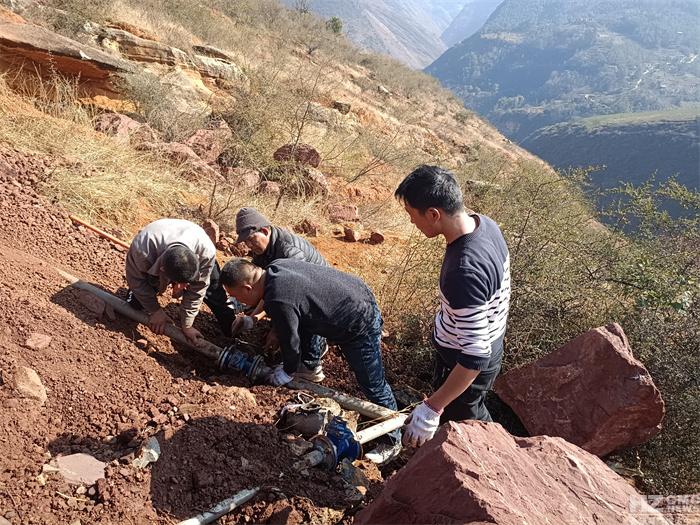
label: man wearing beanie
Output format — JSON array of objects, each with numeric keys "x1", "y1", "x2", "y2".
[{"x1": 233, "y1": 207, "x2": 328, "y2": 382}]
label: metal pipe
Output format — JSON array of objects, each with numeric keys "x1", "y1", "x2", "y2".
[
  {"x1": 287, "y1": 379, "x2": 397, "y2": 420},
  {"x1": 356, "y1": 413, "x2": 407, "y2": 444},
  {"x1": 69, "y1": 214, "x2": 131, "y2": 250},
  {"x1": 177, "y1": 487, "x2": 259, "y2": 525},
  {"x1": 57, "y1": 268, "x2": 221, "y2": 359}
]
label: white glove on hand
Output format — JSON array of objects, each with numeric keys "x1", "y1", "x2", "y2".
[
  {"x1": 402, "y1": 401, "x2": 441, "y2": 447},
  {"x1": 267, "y1": 365, "x2": 293, "y2": 387}
]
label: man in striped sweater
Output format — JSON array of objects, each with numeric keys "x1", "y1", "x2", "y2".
[{"x1": 395, "y1": 165, "x2": 511, "y2": 447}]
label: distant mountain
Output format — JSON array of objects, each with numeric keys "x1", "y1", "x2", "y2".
[
  {"x1": 522, "y1": 108, "x2": 700, "y2": 214},
  {"x1": 441, "y1": 0, "x2": 504, "y2": 47},
  {"x1": 427, "y1": 0, "x2": 700, "y2": 141},
  {"x1": 283, "y1": 0, "x2": 467, "y2": 68}
]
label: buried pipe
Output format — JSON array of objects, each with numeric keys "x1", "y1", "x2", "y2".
[
  {"x1": 293, "y1": 413, "x2": 408, "y2": 471},
  {"x1": 177, "y1": 487, "x2": 260, "y2": 525},
  {"x1": 57, "y1": 269, "x2": 405, "y2": 420}
]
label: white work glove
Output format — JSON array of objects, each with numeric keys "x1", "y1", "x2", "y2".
[
  {"x1": 267, "y1": 365, "x2": 293, "y2": 387},
  {"x1": 402, "y1": 401, "x2": 441, "y2": 447}
]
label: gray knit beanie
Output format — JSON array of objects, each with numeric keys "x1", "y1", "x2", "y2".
[{"x1": 235, "y1": 207, "x2": 271, "y2": 243}]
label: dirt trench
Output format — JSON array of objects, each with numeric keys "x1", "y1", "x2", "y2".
[{"x1": 0, "y1": 145, "x2": 384, "y2": 524}]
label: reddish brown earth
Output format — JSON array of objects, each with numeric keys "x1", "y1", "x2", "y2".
[{"x1": 0, "y1": 144, "x2": 383, "y2": 524}]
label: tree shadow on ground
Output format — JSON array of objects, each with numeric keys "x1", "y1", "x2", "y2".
[{"x1": 148, "y1": 416, "x2": 354, "y2": 520}]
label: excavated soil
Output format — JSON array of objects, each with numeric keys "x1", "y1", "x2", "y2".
[{"x1": 0, "y1": 145, "x2": 385, "y2": 524}]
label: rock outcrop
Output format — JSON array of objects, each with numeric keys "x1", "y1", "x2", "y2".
[
  {"x1": 494, "y1": 323, "x2": 665, "y2": 456},
  {"x1": 0, "y1": 20, "x2": 132, "y2": 92},
  {"x1": 273, "y1": 143, "x2": 321, "y2": 168},
  {"x1": 356, "y1": 421, "x2": 664, "y2": 524}
]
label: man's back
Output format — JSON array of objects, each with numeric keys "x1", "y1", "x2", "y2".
[
  {"x1": 252, "y1": 226, "x2": 327, "y2": 268},
  {"x1": 263, "y1": 259, "x2": 375, "y2": 342}
]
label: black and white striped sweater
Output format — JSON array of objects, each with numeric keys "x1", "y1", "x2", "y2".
[{"x1": 432, "y1": 214, "x2": 510, "y2": 371}]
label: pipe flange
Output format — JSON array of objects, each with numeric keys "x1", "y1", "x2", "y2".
[{"x1": 310, "y1": 435, "x2": 338, "y2": 470}]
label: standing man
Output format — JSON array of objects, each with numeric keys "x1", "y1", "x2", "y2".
[
  {"x1": 231, "y1": 207, "x2": 329, "y2": 381},
  {"x1": 220, "y1": 258, "x2": 401, "y2": 462},
  {"x1": 395, "y1": 165, "x2": 510, "y2": 447},
  {"x1": 125, "y1": 218, "x2": 236, "y2": 343}
]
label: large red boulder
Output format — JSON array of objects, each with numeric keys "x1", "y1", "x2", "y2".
[
  {"x1": 273, "y1": 143, "x2": 320, "y2": 168},
  {"x1": 184, "y1": 126, "x2": 231, "y2": 164},
  {"x1": 494, "y1": 323, "x2": 664, "y2": 456},
  {"x1": 355, "y1": 421, "x2": 664, "y2": 524}
]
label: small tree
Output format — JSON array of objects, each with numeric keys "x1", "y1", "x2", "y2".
[{"x1": 326, "y1": 16, "x2": 342, "y2": 35}]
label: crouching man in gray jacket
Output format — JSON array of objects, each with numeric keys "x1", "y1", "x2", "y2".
[{"x1": 125, "y1": 218, "x2": 235, "y2": 344}]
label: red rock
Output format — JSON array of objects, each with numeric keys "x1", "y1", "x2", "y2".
[
  {"x1": 273, "y1": 143, "x2": 321, "y2": 168},
  {"x1": 56, "y1": 453, "x2": 106, "y2": 485},
  {"x1": 184, "y1": 128, "x2": 231, "y2": 164},
  {"x1": 369, "y1": 231, "x2": 385, "y2": 244},
  {"x1": 355, "y1": 421, "x2": 664, "y2": 524},
  {"x1": 344, "y1": 226, "x2": 361, "y2": 242},
  {"x1": 332, "y1": 101, "x2": 351, "y2": 114},
  {"x1": 268, "y1": 501, "x2": 304, "y2": 525},
  {"x1": 137, "y1": 142, "x2": 221, "y2": 181},
  {"x1": 294, "y1": 219, "x2": 320, "y2": 237},
  {"x1": 327, "y1": 203, "x2": 359, "y2": 223},
  {"x1": 257, "y1": 181, "x2": 281, "y2": 197},
  {"x1": 201, "y1": 218, "x2": 219, "y2": 244},
  {"x1": 223, "y1": 167, "x2": 261, "y2": 189},
  {"x1": 300, "y1": 167, "x2": 328, "y2": 196},
  {"x1": 13, "y1": 366, "x2": 47, "y2": 405},
  {"x1": 93, "y1": 113, "x2": 141, "y2": 139},
  {"x1": 494, "y1": 323, "x2": 664, "y2": 456},
  {"x1": 24, "y1": 332, "x2": 52, "y2": 350}
]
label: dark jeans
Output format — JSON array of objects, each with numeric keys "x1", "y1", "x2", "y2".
[
  {"x1": 205, "y1": 261, "x2": 243, "y2": 336},
  {"x1": 298, "y1": 332, "x2": 327, "y2": 371},
  {"x1": 433, "y1": 334, "x2": 504, "y2": 424},
  {"x1": 337, "y1": 302, "x2": 400, "y2": 445}
]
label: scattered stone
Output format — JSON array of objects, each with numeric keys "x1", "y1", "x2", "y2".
[
  {"x1": 369, "y1": 231, "x2": 385, "y2": 244},
  {"x1": 257, "y1": 180, "x2": 281, "y2": 197},
  {"x1": 201, "y1": 384, "x2": 212, "y2": 394},
  {"x1": 135, "y1": 338, "x2": 149, "y2": 350},
  {"x1": 77, "y1": 290, "x2": 106, "y2": 316},
  {"x1": 202, "y1": 218, "x2": 220, "y2": 244},
  {"x1": 223, "y1": 167, "x2": 261, "y2": 189},
  {"x1": 137, "y1": 142, "x2": 221, "y2": 181},
  {"x1": 24, "y1": 332, "x2": 52, "y2": 350},
  {"x1": 92, "y1": 112, "x2": 141, "y2": 140},
  {"x1": 332, "y1": 101, "x2": 351, "y2": 114},
  {"x1": 240, "y1": 456, "x2": 250, "y2": 470},
  {"x1": 288, "y1": 438, "x2": 314, "y2": 457},
  {"x1": 377, "y1": 84, "x2": 391, "y2": 96},
  {"x1": 327, "y1": 203, "x2": 359, "y2": 223},
  {"x1": 293, "y1": 219, "x2": 320, "y2": 237},
  {"x1": 267, "y1": 501, "x2": 304, "y2": 525},
  {"x1": 56, "y1": 453, "x2": 106, "y2": 485},
  {"x1": 75, "y1": 485, "x2": 87, "y2": 495},
  {"x1": 132, "y1": 437, "x2": 160, "y2": 469},
  {"x1": 13, "y1": 366, "x2": 47, "y2": 405},
  {"x1": 344, "y1": 226, "x2": 361, "y2": 243},
  {"x1": 184, "y1": 128, "x2": 231, "y2": 164},
  {"x1": 356, "y1": 421, "x2": 663, "y2": 524},
  {"x1": 273, "y1": 143, "x2": 321, "y2": 168},
  {"x1": 225, "y1": 386, "x2": 257, "y2": 407},
  {"x1": 494, "y1": 323, "x2": 665, "y2": 456}
]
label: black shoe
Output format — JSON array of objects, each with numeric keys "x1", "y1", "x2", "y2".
[{"x1": 126, "y1": 290, "x2": 143, "y2": 311}]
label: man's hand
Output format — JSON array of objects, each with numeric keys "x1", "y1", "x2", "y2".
[
  {"x1": 402, "y1": 401, "x2": 441, "y2": 448},
  {"x1": 149, "y1": 309, "x2": 170, "y2": 335},
  {"x1": 182, "y1": 326, "x2": 203, "y2": 346},
  {"x1": 266, "y1": 365, "x2": 293, "y2": 387},
  {"x1": 231, "y1": 314, "x2": 255, "y2": 336}
]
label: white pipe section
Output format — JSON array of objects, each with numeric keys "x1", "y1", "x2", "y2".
[{"x1": 177, "y1": 487, "x2": 259, "y2": 525}]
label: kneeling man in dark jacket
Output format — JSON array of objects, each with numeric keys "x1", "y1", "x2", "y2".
[{"x1": 220, "y1": 258, "x2": 401, "y2": 462}]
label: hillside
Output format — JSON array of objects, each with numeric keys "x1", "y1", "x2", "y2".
[
  {"x1": 281, "y1": 0, "x2": 464, "y2": 69},
  {"x1": 440, "y1": 0, "x2": 503, "y2": 47},
  {"x1": 427, "y1": 0, "x2": 700, "y2": 140},
  {"x1": 522, "y1": 108, "x2": 700, "y2": 208}
]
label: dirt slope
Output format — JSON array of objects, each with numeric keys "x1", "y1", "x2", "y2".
[{"x1": 0, "y1": 146, "x2": 380, "y2": 523}]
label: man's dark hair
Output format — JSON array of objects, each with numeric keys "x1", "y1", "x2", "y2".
[
  {"x1": 162, "y1": 245, "x2": 199, "y2": 284},
  {"x1": 220, "y1": 258, "x2": 259, "y2": 287},
  {"x1": 394, "y1": 165, "x2": 464, "y2": 214}
]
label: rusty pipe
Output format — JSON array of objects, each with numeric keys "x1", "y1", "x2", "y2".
[{"x1": 69, "y1": 215, "x2": 131, "y2": 250}]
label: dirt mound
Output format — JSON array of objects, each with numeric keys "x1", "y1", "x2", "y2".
[{"x1": 0, "y1": 145, "x2": 377, "y2": 523}]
